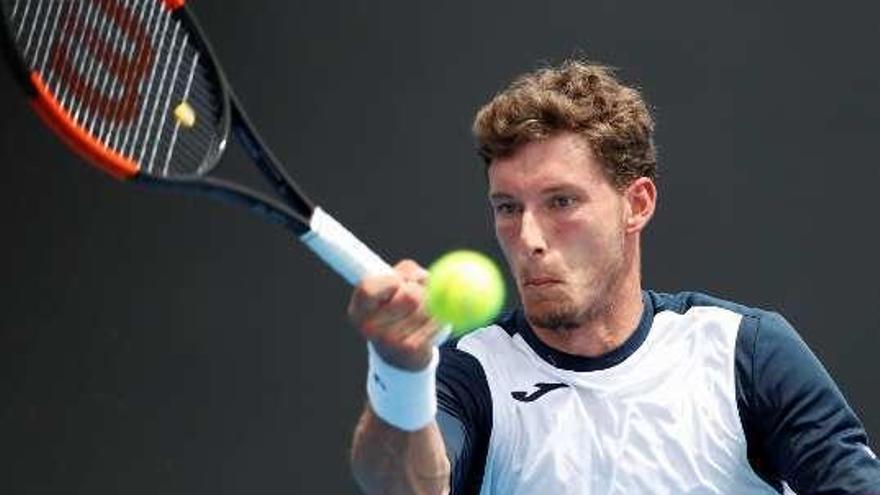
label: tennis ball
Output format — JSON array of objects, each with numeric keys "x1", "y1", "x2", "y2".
[{"x1": 427, "y1": 250, "x2": 505, "y2": 336}]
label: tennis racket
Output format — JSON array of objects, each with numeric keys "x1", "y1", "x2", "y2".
[{"x1": 0, "y1": 0, "x2": 393, "y2": 285}]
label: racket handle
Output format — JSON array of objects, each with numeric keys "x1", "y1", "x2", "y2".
[{"x1": 300, "y1": 207, "x2": 394, "y2": 285}]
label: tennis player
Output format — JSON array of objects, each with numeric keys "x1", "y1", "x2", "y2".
[{"x1": 347, "y1": 60, "x2": 880, "y2": 494}]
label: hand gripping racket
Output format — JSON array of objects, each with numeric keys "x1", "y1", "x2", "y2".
[{"x1": 0, "y1": 0, "x2": 393, "y2": 285}]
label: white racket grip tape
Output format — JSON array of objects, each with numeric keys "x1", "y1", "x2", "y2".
[{"x1": 299, "y1": 207, "x2": 394, "y2": 285}]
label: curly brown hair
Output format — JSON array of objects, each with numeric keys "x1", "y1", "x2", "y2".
[{"x1": 473, "y1": 60, "x2": 657, "y2": 189}]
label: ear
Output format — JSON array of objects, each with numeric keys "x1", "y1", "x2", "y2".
[{"x1": 622, "y1": 177, "x2": 656, "y2": 234}]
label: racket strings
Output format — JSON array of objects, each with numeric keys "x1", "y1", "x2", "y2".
[
  {"x1": 98, "y1": 0, "x2": 153, "y2": 148},
  {"x1": 135, "y1": 18, "x2": 181, "y2": 169},
  {"x1": 117, "y1": 1, "x2": 173, "y2": 160},
  {"x1": 108, "y1": 3, "x2": 164, "y2": 148},
  {"x1": 7, "y1": 0, "x2": 225, "y2": 178},
  {"x1": 70, "y1": 1, "x2": 139, "y2": 135},
  {"x1": 87, "y1": 0, "x2": 147, "y2": 143}
]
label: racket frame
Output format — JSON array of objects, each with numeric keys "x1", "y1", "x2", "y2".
[
  {"x1": 0, "y1": 0, "x2": 393, "y2": 283},
  {"x1": 136, "y1": 5, "x2": 317, "y2": 235},
  {"x1": 0, "y1": 1, "x2": 315, "y2": 234}
]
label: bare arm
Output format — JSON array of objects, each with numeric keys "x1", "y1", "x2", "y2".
[
  {"x1": 347, "y1": 260, "x2": 451, "y2": 495},
  {"x1": 351, "y1": 407, "x2": 450, "y2": 495}
]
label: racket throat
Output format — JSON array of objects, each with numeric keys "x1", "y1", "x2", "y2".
[{"x1": 230, "y1": 97, "x2": 315, "y2": 218}]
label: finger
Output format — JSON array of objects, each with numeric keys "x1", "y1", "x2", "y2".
[
  {"x1": 402, "y1": 317, "x2": 447, "y2": 349},
  {"x1": 359, "y1": 280, "x2": 425, "y2": 339},
  {"x1": 348, "y1": 274, "x2": 401, "y2": 324},
  {"x1": 395, "y1": 259, "x2": 429, "y2": 285},
  {"x1": 374, "y1": 304, "x2": 434, "y2": 351},
  {"x1": 371, "y1": 311, "x2": 440, "y2": 370}
]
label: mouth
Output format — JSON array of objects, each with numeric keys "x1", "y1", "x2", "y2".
[{"x1": 523, "y1": 277, "x2": 563, "y2": 287}]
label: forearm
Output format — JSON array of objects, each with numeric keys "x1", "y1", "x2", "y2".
[
  {"x1": 347, "y1": 262, "x2": 453, "y2": 494},
  {"x1": 351, "y1": 406, "x2": 451, "y2": 495}
]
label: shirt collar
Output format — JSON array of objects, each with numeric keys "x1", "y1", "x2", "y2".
[{"x1": 507, "y1": 290, "x2": 655, "y2": 372}]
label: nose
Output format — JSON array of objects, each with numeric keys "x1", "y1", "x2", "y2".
[{"x1": 519, "y1": 209, "x2": 547, "y2": 256}]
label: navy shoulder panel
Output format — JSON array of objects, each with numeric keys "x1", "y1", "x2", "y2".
[
  {"x1": 437, "y1": 340, "x2": 492, "y2": 495},
  {"x1": 734, "y1": 313, "x2": 784, "y2": 491},
  {"x1": 738, "y1": 310, "x2": 880, "y2": 492},
  {"x1": 649, "y1": 290, "x2": 765, "y2": 318},
  {"x1": 652, "y1": 290, "x2": 880, "y2": 491}
]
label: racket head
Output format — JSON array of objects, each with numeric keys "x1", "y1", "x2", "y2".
[{"x1": 0, "y1": 0, "x2": 231, "y2": 180}]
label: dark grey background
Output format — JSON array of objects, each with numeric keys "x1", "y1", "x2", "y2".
[{"x1": 2, "y1": 1, "x2": 878, "y2": 493}]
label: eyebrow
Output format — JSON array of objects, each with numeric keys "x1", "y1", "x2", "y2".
[
  {"x1": 489, "y1": 192, "x2": 516, "y2": 202},
  {"x1": 541, "y1": 185, "x2": 582, "y2": 195},
  {"x1": 489, "y1": 185, "x2": 584, "y2": 201}
]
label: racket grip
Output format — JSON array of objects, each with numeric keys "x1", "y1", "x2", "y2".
[{"x1": 300, "y1": 207, "x2": 394, "y2": 285}]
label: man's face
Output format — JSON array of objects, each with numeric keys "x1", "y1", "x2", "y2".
[{"x1": 488, "y1": 132, "x2": 629, "y2": 330}]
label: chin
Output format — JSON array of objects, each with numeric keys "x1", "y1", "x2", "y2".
[
  {"x1": 523, "y1": 299, "x2": 583, "y2": 332},
  {"x1": 522, "y1": 286, "x2": 609, "y2": 331}
]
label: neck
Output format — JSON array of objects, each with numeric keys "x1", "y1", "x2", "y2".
[{"x1": 531, "y1": 243, "x2": 645, "y2": 358}]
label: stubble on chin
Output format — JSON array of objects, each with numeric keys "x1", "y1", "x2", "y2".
[
  {"x1": 527, "y1": 304, "x2": 583, "y2": 331},
  {"x1": 523, "y1": 265, "x2": 622, "y2": 333},
  {"x1": 526, "y1": 295, "x2": 613, "y2": 332},
  {"x1": 519, "y1": 238, "x2": 628, "y2": 334}
]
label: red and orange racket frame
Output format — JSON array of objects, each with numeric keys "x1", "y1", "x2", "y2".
[
  {"x1": 3, "y1": 0, "x2": 193, "y2": 179},
  {"x1": 0, "y1": 0, "x2": 395, "y2": 286}
]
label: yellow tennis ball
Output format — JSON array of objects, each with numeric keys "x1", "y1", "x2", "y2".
[{"x1": 427, "y1": 250, "x2": 505, "y2": 336}]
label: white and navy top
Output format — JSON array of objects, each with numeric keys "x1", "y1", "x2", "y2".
[{"x1": 436, "y1": 290, "x2": 880, "y2": 494}]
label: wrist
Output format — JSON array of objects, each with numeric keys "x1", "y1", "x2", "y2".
[{"x1": 366, "y1": 342, "x2": 439, "y2": 432}]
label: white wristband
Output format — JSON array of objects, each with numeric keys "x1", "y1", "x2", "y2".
[{"x1": 366, "y1": 343, "x2": 439, "y2": 432}]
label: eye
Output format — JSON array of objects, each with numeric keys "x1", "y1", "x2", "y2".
[
  {"x1": 549, "y1": 194, "x2": 579, "y2": 209},
  {"x1": 493, "y1": 202, "x2": 520, "y2": 216}
]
